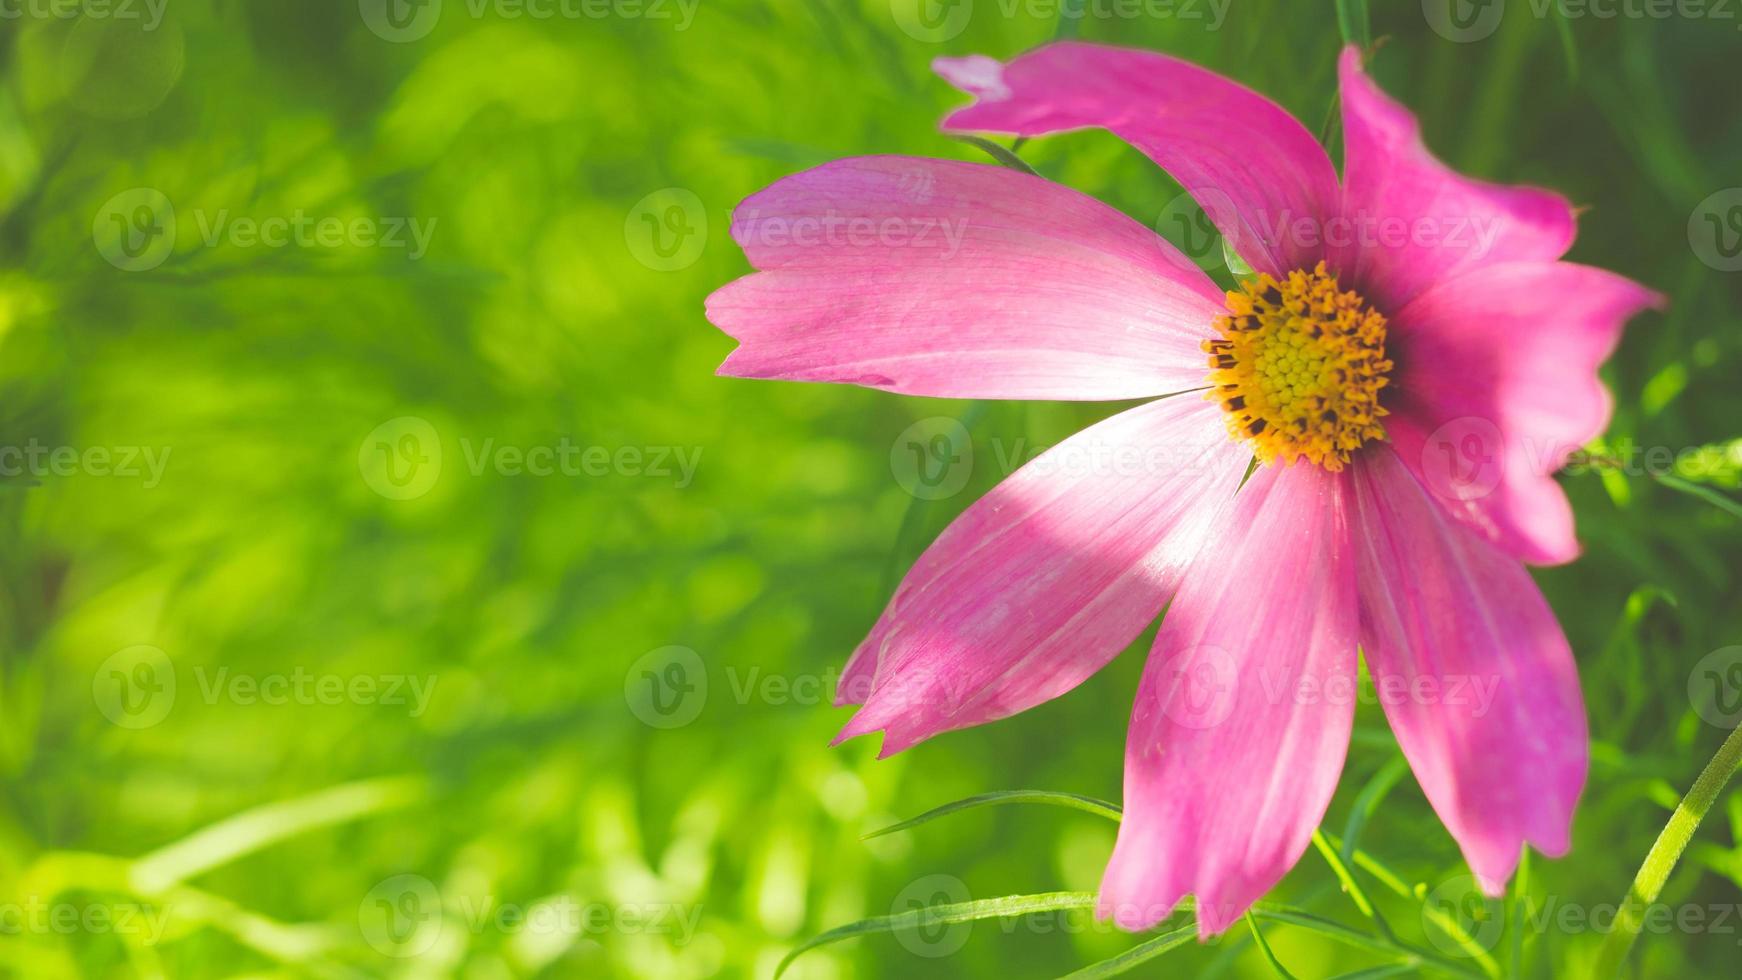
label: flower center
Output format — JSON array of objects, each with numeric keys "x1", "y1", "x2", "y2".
[{"x1": 1202, "y1": 262, "x2": 1392, "y2": 471}]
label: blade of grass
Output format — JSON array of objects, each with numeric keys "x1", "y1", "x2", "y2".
[
  {"x1": 1312, "y1": 828, "x2": 1393, "y2": 940},
  {"x1": 1507, "y1": 850, "x2": 1530, "y2": 979},
  {"x1": 1335, "y1": 0, "x2": 1371, "y2": 47},
  {"x1": 1056, "y1": 925, "x2": 1197, "y2": 979},
  {"x1": 1550, "y1": 7, "x2": 1579, "y2": 82},
  {"x1": 1052, "y1": 2, "x2": 1082, "y2": 39},
  {"x1": 952, "y1": 136, "x2": 1041, "y2": 177},
  {"x1": 1342, "y1": 753, "x2": 1410, "y2": 861},
  {"x1": 1248, "y1": 904, "x2": 1483, "y2": 978},
  {"x1": 129, "y1": 776, "x2": 425, "y2": 892},
  {"x1": 780, "y1": 886, "x2": 1487, "y2": 980},
  {"x1": 1246, "y1": 910, "x2": 1301, "y2": 979},
  {"x1": 1653, "y1": 472, "x2": 1742, "y2": 520},
  {"x1": 775, "y1": 891, "x2": 1097, "y2": 978},
  {"x1": 1594, "y1": 720, "x2": 1742, "y2": 975},
  {"x1": 1328, "y1": 966, "x2": 1418, "y2": 979},
  {"x1": 1321, "y1": 832, "x2": 1501, "y2": 979},
  {"x1": 863, "y1": 790, "x2": 1122, "y2": 840}
]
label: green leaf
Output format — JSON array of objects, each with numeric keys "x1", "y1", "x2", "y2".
[
  {"x1": 1057, "y1": 925, "x2": 1197, "y2": 978},
  {"x1": 1318, "y1": 834, "x2": 1500, "y2": 980},
  {"x1": 774, "y1": 892, "x2": 1097, "y2": 978},
  {"x1": 1341, "y1": 754, "x2": 1409, "y2": 861},
  {"x1": 952, "y1": 136, "x2": 1042, "y2": 177},
  {"x1": 1053, "y1": 2, "x2": 1083, "y2": 40},
  {"x1": 1508, "y1": 850, "x2": 1530, "y2": 979},
  {"x1": 1335, "y1": 0, "x2": 1371, "y2": 47},
  {"x1": 1594, "y1": 721, "x2": 1742, "y2": 975},
  {"x1": 130, "y1": 776, "x2": 425, "y2": 892},
  {"x1": 863, "y1": 790, "x2": 1122, "y2": 840},
  {"x1": 1653, "y1": 472, "x2": 1742, "y2": 521},
  {"x1": 1222, "y1": 237, "x2": 1255, "y2": 277},
  {"x1": 1551, "y1": 7, "x2": 1580, "y2": 82},
  {"x1": 1328, "y1": 966, "x2": 1418, "y2": 979},
  {"x1": 1246, "y1": 911, "x2": 1301, "y2": 979},
  {"x1": 1312, "y1": 828, "x2": 1391, "y2": 939}
]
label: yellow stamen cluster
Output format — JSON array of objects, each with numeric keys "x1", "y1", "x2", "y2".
[{"x1": 1203, "y1": 262, "x2": 1392, "y2": 471}]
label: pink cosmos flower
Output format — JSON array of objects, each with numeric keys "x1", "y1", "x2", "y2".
[{"x1": 705, "y1": 43, "x2": 1662, "y2": 936}]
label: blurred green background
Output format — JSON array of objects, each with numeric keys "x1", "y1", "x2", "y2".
[{"x1": 1, "y1": 0, "x2": 1740, "y2": 976}]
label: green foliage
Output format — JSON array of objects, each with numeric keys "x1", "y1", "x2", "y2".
[{"x1": 0, "y1": 1, "x2": 1739, "y2": 978}]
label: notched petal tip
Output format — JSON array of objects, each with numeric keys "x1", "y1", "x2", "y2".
[{"x1": 830, "y1": 708, "x2": 915, "y2": 759}]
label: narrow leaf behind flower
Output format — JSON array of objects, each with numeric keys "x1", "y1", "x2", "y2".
[
  {"x1": 952, "y1": 136, "x2": 1043, "y2": 177},
  {"x1": 1334, "y1": 0, "x2": 1371, "y2": 47},
  {"x1": 1245, "y1": 911, "x2": 1302, "y2": 979},
  {"x1": 1551, "y1": 9, "x2": 1580, "y2": 82},
  {"x1": 1653, "y1": 472, "x2": 1742, "y2": 521},
  {"x1": 774, "y1": 892, "x2": 1097, "y2": 979},
  {"x1": 1327, "y1": 967, "x2": 1418, "y2": 979},
  {"x1": 1055, "y1": 925, "x2": 1197, "y2": 979},
  {"x1": 1594, "y1": 722, "x2": 1742, "y2": 975},
  {"x1": 863, "y1": 789, "x2": 1122, "y2": 840}
]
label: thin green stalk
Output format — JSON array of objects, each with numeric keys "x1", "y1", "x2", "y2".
[
  {"x1": 1322, "y1": 832, "x2": 1501, "y2": 980},
  {"x1": 1594, "y1": 720, "x2": 1742, "y2": 975},
  {"x1": 1334, "y1": 0, "x2": 1371, "y2": 47},
  {"x1": 1506, "y1": 851, "x2": 1529, "y2": 979},
  {"x1": 1246, "y1": 910, "x2": 1301, "y2": 979},
  {"x1": 1312, "y1": 828, "x2": 1394, "y2": 940},
  {"x1": 1342, "y1": 754, "x2": 1410, "y2": 861}
]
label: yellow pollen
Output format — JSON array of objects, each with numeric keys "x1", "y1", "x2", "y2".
[{"x1": 1202, "y1": 262, "x2": 1393, "y2": 471}]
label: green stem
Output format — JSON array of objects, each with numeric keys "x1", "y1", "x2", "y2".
[
  {"x1": 1312, "y1": 829, "x2": 1393, "y2": 940},
  {"x1": 1594, "y1": 720, "x2": 1742, "y2": 975}
]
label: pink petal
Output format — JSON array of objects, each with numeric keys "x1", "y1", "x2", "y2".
[
  {"x1": 1337, "y1": 46, "x2": 1579, "y2": 312},
  {"x1": 936, "y1": 43, "x2": 1339, "y2": 279},
  {"x1": 1384, "y1": 261, "x2": 1663, "y2": 565},
  {"x1": 1099, "y1": 462, "x2": 1358, "y2": 937},
  {"x1": 1351, "y1": 445, "x2": 1588, "y2": 892},
  {"x1": 706, "y1": 156, "x2": 1223, "y2": 401},
  {"x1": 835, "y1": 395, "x2": 1248, "y2": 754}
]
